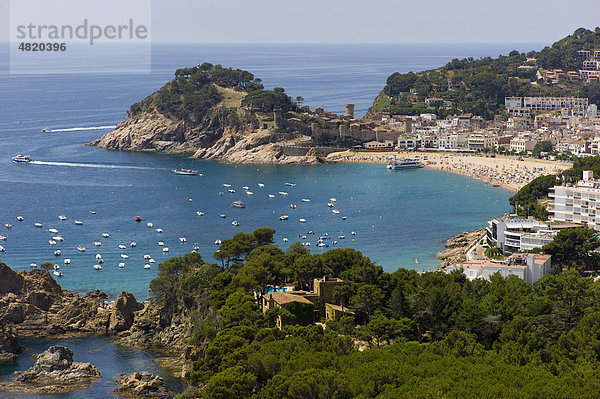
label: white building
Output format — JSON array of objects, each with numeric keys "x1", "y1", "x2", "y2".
[
  {"x1": 468, "y1": 134, "x2": 496, "y2": 151},
  {"x1": 510, "y1": 137, "x2": 536, "y2": 153},
  {"x1": 550, "y1": 170, "x2": 600, "y2": 229},
  {"x1": 446, "y1": 253, "x2": 552, "y2": 285},
  {"x1": 364, "y1": 140, "x2": 395, "y2": 149}
]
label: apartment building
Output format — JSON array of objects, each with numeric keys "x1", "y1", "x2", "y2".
[{"x1": 550, "y1": 170, "x2": 600, "y2": 230}]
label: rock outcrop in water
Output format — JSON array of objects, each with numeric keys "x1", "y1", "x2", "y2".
[
  {"x1": 114, "y1": 372, "x2": 172, "y2": 399},
  {"x1": 0, "y1": 345, "x2": 101, "y2": 394}
]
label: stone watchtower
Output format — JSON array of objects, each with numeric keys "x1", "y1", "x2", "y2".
[
  {"x1": 273, "y1": 108, "x2": 284, "y2": 131},
  {"x1": 345, "y1": 104, "x2": 355, "y2": 118}
]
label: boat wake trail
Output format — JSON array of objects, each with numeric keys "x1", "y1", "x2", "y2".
[
  {"x1": 30, "y1": 161, "x2": 161, "y2": 170},
  {"x1": 47, "y1": 125, "x2": 116, "y2": 132}
]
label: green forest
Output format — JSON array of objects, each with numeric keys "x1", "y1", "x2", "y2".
[
  {"x1": 148, "y1": 228, "x2": 600, "y2": 398},
  {"x1": 372, "y1": 28, "x2": 600, "y2": 120}
]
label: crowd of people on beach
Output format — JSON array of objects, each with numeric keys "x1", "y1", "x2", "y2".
[{"x1": 328, "y1": 151, "x2": 569, "y2": 190}]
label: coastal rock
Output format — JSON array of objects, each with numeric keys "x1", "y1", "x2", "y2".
[
  {"x1": 15, "y1": 345, "x2": 101, "y2": 385},
  {"x1": 0, "y1": 326, "x2": 23, "y2": 361},
  {"x1": 109, "y1": 291, "x2": 144, "y2": 333},
  {"x1": 437, "y1": 228, "x2": 487, "y2": 266},
  {"x1": 114, "y1": 372, "x2": 172, "y2": 399}
]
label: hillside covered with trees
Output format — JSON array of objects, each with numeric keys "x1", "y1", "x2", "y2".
[
  {"x1": 369, "y1": 28, "x2": 600, "y2": 120},
  {"x1": 141, "y1": 228, "x2": 600, "y2": 398}
]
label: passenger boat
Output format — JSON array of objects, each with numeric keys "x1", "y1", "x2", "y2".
[
  {"x1": 232, "y1": 200, "x2": 246, "y2": 208},
  {"x1": 12, "y1": 154, "x2": 32, "y2": 163},
  {"x1": 386, "y1": 158, "x2": 423, "y2": 170}
]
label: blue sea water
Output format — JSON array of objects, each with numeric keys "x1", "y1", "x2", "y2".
[{"x1": 0, "y1": 43, "x2": 541, "y2": 299}]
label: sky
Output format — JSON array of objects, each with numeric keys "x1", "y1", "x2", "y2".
[{"x1": 1, "y1": 0, "x2": 599, "y2": 44}]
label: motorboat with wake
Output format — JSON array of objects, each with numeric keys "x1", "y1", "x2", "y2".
[{"x1": 12, "y1": 154, "x2": 32, "y2": 163}]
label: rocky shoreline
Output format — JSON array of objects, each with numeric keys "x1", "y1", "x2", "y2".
[
  {"x1": 437, "y1": 228, "x2": 487, "y2": 267},
  {"x1": 0, "y1": 262, "x2": 194, "y2": 395}
]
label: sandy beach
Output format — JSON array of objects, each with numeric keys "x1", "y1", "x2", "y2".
[{"x1": 327, "y1": 150, "x2": 572, "y2": 192}]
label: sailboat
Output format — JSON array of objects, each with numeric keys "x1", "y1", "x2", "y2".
[{"x1": 172, "y1": 158, "x2": 199, "y2": 175}]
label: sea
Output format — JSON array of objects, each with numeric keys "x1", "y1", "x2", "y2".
[{"x1": 0, "y1": 42, "x2": 540, "y2": 397}]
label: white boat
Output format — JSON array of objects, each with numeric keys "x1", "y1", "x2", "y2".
[
  {"x1": 231, "y1": 221, "x2": 239, "y2": 226},
  {"x1": 12, "y1": 154, "x2": 32, "y2": 163},
  {"x1": 155, "y1": 228, "x2": 163, "y2": 233},
  {"x1": 52, "y1": 236, "x2": 64, "y2": 242},
  {"x1": 232, "y1": 201, "x2": 245, "y2": 208},
  {"x1": 279, "y1": 215, "x2": 288, "y2": 220},
  {"x1": 16, "y1": 216, "x2": 23, "y2": 221},
  {"x1": 41, "y1": 127, "x2": 51, "y2": 132},
  {"x1": 74, "y1": 220, "x2": 83, "y2": 225},
  {"x1": 299, "y1": 218, "x2": 306, "y2": 223},
  {"x1": 351, "y1": 231, "x2": 356, "y2": 235},
  {"x1": 339, "y1": 235, "x2": 346, "y2": 239},
  {"x1": 34, "y1": 222, "x2": 43, "y2": 228},
  {"x1": 258, "y1": 183, "x2": 265, "y2": 187},
  {"x1": 143, "y1": 264, "x2": 151, "y2": 269},
  {"x1": 93, "y1": 264, "x2": 102, "y2": 270},
  {"x1": 228, "y1": 189, "x2": 235, "y2": 193},
  {"x1": 268, "y1": 194, "x2": 275, "y2": 198},
  {"x1": 342, "y1": 216, "x2": 347, "y2": 220},
  {"x1": 330, "y1": 198, "x2": 337, "y2": 202},
  {"x1": 386, "y1": 158, "x2": 423, "y2": 170},
  {"x1": 120, "y1": 254, "x2": 129, "y2": 259},
  {"x1": 48, "y1": 240, "x2": 57, "y2": 245},
  {"x1": 118, "y1": 262, "x2": 125, "y2": 268},
  {"x1": 119, "y1": 245, "x2": 127, "y2": 249},
  {"x1": 333, "y1": 240, "x2": 338, "y2": 245},
  {"x1": 53, "y1": 270, "x2": 63, "y2": 277},
  {"x1": 48, "y1": 228, "x2": 59, "y2": 234},
  {"x1": 279, "y1": 192, "x2": 288, "y2": 196},
  {"x1": 53, "y1": 264, "x2": 60, "y2": 270},
  {"x1": 223, "y1": 183, "x2": 231, "y2": 187},
  {"x1": 290, "y1": 204, "x2": 297, "y2": 209},
  {"x1": 162, "y1": 247, "x2": 169, "y2": 252},
  {"x1": 143, "y1": 254, "x2": 151, "y2": 260},
  {"x1": 188, "y1": 198, "x2": 193, "y2": 202},
  {"x1": 327, "y1": 203, "x2": 334, "y2": 207},
  {"x1": 179, "y1": 237, "x2": 187, "y2": 243},
  {"x1": 149, "y1": 258, "x2": 155, "y2": 263},
  {"x1": 305, "y1": 242, "x2": 311, "y2": 246},
  {"x1": 332, "y1": 209, "x2": 340, "y2": 214},
  {"x1": 93, "y1": 241, "x2": 101, "y2": 246},
  {"x1": 95, "y1": 254, "x2": 102, "y2": 260},
  {"x1": 285, "y1": 183, "x2": 296, "y2": 187},
  {"x1": 158, "y1": 241, "x2": 164, "y2": 246},
  {"x1": 173, "y1": 168, "x2": 199, "y2": 176},
  {"x1": 302, "y1": 235, "x2": 307, "y2": 239},
  {"x1": 30, "y1": 262, "x2": 37, "y2": 267},
  {"x1": 102, "y1": 233, "x2": 109, "y2": 238},
  {"x1": 5, "y1": 223, "x2": 12, "y2": 229},
  {"x1": 196, "y1": 211, "x2": 204, "y2": 216},
  {"x1": 58, "y1": 215, "x2": 67, "y2": 220},
  {"x1": 283, "y1": 238, "x2": 288, "y2": 242},
  {"x1": 90, "y1": 211, "x2": 96, "y2": 215},
  {"x1": 77, "y1": 246, "x2": 86, "y2": 252},
  {"x1": 0, "y1": 246, "x2": 4, "y2": 252},
  {"x1": 64, "y1": 259, "x2": 70, "y2": 264},
  {"x1": 54, "y1": 250, "x2": 61, "y2": 256},
  {"x1": 302, "y1": 199, "x2": 310, "y2": 202},
  {"x1": 242, "y1": 186, "x2": 250, "y2": 190},
  {"x1": 193, "y1": 244, "x2": 200, "y2": 250},
  {"x1": 147, "y1": 222, "x2": 153, "y2": 228},
  {"x1": 130, "y1": 242, "x2": 137, "y2": 247},
  {"x1": 214, "y1": 240, "x2": 222, "y2": 245},
  {"x1": 246, "y1": 191, "x2": 253, "y2": 195}
]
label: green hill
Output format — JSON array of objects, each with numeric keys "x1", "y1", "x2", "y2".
[{"x1": 368, "y1": 27, "x2": 600, "y2": 120}]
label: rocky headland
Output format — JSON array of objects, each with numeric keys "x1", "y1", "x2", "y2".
[
  {"x1": 437, "y1": 228, "x2": 487, "y2": 266},
  {"x1": 88, "y1": 64, "x2": 335, "y2": 165},
  {"x1": 114, "y1": 372, "x2": 172, "y2": 399}
]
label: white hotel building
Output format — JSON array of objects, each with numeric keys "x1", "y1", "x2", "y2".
[{"x1": 550, "y1": 170, "x2": 600, "y2": 229}]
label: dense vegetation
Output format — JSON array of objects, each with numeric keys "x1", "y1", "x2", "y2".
[
  {"x1": 373, "y1": 28, "x2": 600, "y2": 119},
  {"x1": 128, "y1": 63, "x2": 294, "y2": 123},
  {"x1": 509, "y1": 156, "x2": 600, "y2": 220},
  {"x1": 145, "y1": 228, "x2": 600, "y2": 398}
]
